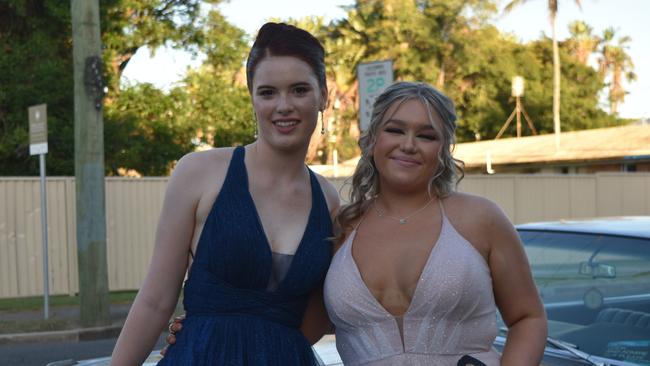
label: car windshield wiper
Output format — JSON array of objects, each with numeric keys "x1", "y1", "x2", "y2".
[
  {"x1": 545, "y1": 337, "x2": 609, "y2": 366},
  {"x1": 499, "y1": 327, "x2": 609, "y2": 366}
]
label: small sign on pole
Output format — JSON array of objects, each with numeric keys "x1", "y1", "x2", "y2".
[
  {"x1": 29, "y1": 104, "x2": 48, "y2": 155},
  {"x1": 29, "y1": 103, "x2": 50, "y2": 320},
  {"x1": 357, "y1": 60, "x2": 393, "y2": 132}
]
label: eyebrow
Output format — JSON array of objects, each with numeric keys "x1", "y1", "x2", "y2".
[
  {"x1": 384, "y1": 119, "x2": 435, "y2": 131},
  {"x1": 255, "y1": 82, "x2": 313, "y2": 90}
]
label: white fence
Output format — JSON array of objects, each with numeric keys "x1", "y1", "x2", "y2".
[{"x1": 1, "y1": 173, "x2": 649, "y2": 299}]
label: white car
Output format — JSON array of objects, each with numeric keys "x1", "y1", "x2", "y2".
[
  {"x1": 46, "y1": 335, "x2": 342, "y2": 366},
  {"x1": 49, "y1": 217, "x2": 650, "y2": 366},
  {"x1": 498, "y1": 216, "x2": 650, "y2": 366}
]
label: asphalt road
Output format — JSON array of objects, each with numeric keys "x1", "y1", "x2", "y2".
[{"x1": 0, "y1": 335, "x2": 166, "y2": 366}]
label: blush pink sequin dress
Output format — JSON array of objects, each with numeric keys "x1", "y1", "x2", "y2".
[{"x1": 324, "y1": 202, "x2": 501, "y2": 366}]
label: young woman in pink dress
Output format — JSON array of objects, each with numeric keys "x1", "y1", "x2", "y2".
[{"x1": 323, "y1": 81, "x2": 546, "y2": 366}]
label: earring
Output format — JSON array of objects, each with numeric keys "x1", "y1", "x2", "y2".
[
  {"x1": 253, "y1": 114, "x2": 258, "y2": 139},
  {"x1": 320, "y1": 111, "x2": 326, "y2": 135}
]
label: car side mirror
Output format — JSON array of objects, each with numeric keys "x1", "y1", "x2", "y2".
[{"x1": 579, "y1": 262, "x2": 616, "y2": 278}]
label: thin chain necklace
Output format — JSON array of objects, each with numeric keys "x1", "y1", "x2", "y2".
[{"x1": 373, "y1": 196, "x2": 434, "y2": 224}]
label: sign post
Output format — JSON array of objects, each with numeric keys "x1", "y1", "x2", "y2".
[
  {"x1": 357, "y1": 60, "x2": 393, "y2": 132},
  {"x1": 29, "y1": 103, "x2": 49, "y2": 320}
]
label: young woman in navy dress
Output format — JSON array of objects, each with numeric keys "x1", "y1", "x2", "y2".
[{"x1": 110, "y1": 22, "x2": 339, "y2": 365}]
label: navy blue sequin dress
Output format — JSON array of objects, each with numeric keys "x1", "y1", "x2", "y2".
[{"x1": 158, "y1": 146, "x2": 333, "y2": 365}]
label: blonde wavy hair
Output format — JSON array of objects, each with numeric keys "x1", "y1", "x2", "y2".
[{"x1": 334, "y1": 81, "x2": 464, "y2": 241}]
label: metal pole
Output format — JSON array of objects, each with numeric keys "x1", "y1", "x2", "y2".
[{"x1": 39, "y1": 153, "x2": 49, "y2": 320}]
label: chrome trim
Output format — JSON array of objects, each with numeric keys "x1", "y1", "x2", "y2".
[
  {"x1": 544, "y1": 293, "x2": 650, "y2": 309},
  {"x1": 493, "y1": 336, "x2": 639, "y2": 366}
]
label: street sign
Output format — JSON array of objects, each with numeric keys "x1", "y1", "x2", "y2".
[
  {"x1": 29, "y1": 104, "x2": 48, "y2": 155},
  {"x1": 357, "y1": 60, "x2": 393, "y2": 132},
  {"x1": 28, "y1": 103, "x2": 50, "y2": 319}
]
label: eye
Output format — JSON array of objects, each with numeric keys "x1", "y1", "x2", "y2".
[
  {"x1": 418, "y1": 134, "x2": 437, "y2": 141},
  {"x1": 384, "y1": 127, "x2": 403, "y2": 134},
  {"x1": 293, "y1": 86, "x2": 310, "y2": 95},
  {"x1": 257, "y1": 89, "x2": 274, "y2": 97}
]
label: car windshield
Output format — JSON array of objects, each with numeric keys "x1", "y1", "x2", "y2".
[{"x1": 509, "y1": 230, "x2": 650, "y2": 365}]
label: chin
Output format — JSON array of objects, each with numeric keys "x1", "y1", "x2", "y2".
[
  {"x1": 268, "y1": 136, "x2": 311, "y2": 153},
  {"x1": 381, "y1": 175, "x2": 430, "y2": 192}
]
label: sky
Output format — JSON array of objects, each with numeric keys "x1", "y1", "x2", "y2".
[{"x1": 122, "y1": 0, "x2": 649, "y2": 119}]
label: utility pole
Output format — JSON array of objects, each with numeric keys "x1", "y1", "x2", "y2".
[{"x1": 71, "y1": 0, "x2": 110, "y2": 327}]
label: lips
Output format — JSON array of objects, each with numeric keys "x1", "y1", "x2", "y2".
[
  {"x1": 272, "y1": 119, "x2": 300, "y2": 133},
  {"x1": 390, "y1": 156, "x2": 421, "y2": 167}
]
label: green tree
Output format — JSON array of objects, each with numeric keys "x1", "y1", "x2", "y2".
[
  {"x1": 179, "y1": 66, "x2": 255, "y2": 149},
  {"x1": 504, "y1": 0, "x2": 583, "y2": 147},
  {"x1": 0, "y1": 0, "x2": 74, "y2": 175},
  {"x1": 598, "y1": 28, "x2": 636, "y2": 115},
  {"x1": 0, "y1": 0, "x2": 245, "y2": 176},
  {"x1": 316, "y1": 0, "x2": 499, "y2": 160},
  {"x1": 331, "y1": 0, "x2": 497, "y2": 85},
  {"x1": 566, "y1": 20, "x2": 599, "y2": 65},
  {"x1": 102, "y1": 5, "x2": 252, "y2": 175},
  {"x1": 413, "y1": 19, "x2": 614, "y2": 141},
  {"x1": 104, "y1": 84, "x2": 196, "y2": 175},
  {"x1": 527, "y1": 37, "x2": 615, "y2": 132},
  {"x1": 101, "y1": 0, "x2": 223, "y2": 93}
]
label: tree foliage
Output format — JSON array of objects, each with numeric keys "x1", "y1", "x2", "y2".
[
  {"x1": 598, "y1": 27, "x2": 636, "y2": 115},
  {"x1": 0, "y1": 0, "x2": 74, "y2": 175},
  {"x1": 0, "y1": 0, "x2": 248, "y2": 175},
  {"x1": 0, "y1": 0, "x2": 634, "y2": 176}
]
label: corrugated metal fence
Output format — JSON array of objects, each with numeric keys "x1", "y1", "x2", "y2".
[{"x1": 1, "y1": 173, "x2": 649, "y2": 299}]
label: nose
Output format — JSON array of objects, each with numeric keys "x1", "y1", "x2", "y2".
[
  {"x1": 400, "y1": 133, "x2": 417, "y2": 153},
  {"x1": 276, "y1": 93, "x2": 294, "y2": 114}
]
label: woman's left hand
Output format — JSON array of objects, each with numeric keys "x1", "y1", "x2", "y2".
[{"x1": 160, "y1": 314, "x2": 185, "y2": 356}]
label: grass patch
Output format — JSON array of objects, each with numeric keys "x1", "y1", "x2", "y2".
[
  {"x1": 0, "y1": 291, "x2": 138, "y2": 312},
  {"x1": 0, "y1": 291, "x2": 186, "y2": 335},
  {"x1": 0, "y1": 319, "x2": 78, "y2": 334}
]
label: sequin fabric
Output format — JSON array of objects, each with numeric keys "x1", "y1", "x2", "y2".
[
  {"x1": 323, "y1": 202, "x2": 500, "y2": 365},
  {"x1": 158, "y1": 146, "x2": 333, "y2": 365}
]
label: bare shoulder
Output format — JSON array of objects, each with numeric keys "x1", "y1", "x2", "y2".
[
  {"x1": 442, "y1": 192, "x2": 509, "y2": 227},
  {"x1": 167, "y1": 148, "x2": 236, "y2": 203},
  {"x1": 174, "y1": 148, "x2": 234, "y2": 178},
  {"x1": 313, "y1": 172, "x2": 341, "y2": 216},
  {"x1": 441, "y1": 192, "x2": 514, "y2": 257}
]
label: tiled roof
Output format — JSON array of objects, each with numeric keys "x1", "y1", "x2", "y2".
[
  {"x1": 453, "y1": 124, "x2": 650, "y2": 168},
  {"x1": 311, "y1": 125, "x2": 650, "y2": 176}
]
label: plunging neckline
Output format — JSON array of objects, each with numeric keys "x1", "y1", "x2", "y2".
[
  {"x1": 241, "y1": 150, "x2": 315, "y2": 292},
  {"x1": 347, "y1": 210, "x2": 446, "y2": 318}
]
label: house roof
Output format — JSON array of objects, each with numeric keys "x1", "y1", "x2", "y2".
[
  {"x1": 310, "y1": 124, "x2": 650, "y2": 177},
  {"x1": 453, "y1": 124, "x2": 650, "y2": 168}
]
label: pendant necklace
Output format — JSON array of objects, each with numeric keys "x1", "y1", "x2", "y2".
[{"x1": 373, "y1": 196, "x2": 434, "y2": 224}]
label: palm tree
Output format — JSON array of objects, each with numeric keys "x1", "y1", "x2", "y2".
[
  {"x1": 567, "y1": 20, "x2": 599, "y2": 65},
  {"x1": 504, "y1": 0, "x2": 582, "y2": 149},
  {"x1": 598, "y1": 28, "x2": 637, "y2": 115}
]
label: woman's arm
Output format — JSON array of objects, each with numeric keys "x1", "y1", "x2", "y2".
[
  {"x1": 110, "y1": 154, "x2": 203, "y2": 365},
  {"x1": 300, "y1": 175, "x2": 341, "y2": 344},
  {"x1": 486, "y1": 202, "x2": 547, "y2": 366}
]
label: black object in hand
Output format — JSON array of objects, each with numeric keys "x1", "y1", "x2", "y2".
[{"x1": 457, "y1": 354, "x2": 487, "y2": 366}]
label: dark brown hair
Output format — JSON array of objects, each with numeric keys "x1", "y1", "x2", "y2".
[{"x1": 245, "y1": 22, "x2": 326, "y2": 93}]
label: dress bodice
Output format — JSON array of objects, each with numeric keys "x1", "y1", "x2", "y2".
[
  {"x1": 323, "y1": 205, "x2": 500, "y2": 365},
  {"x1": 158, "y1": 146, "x2": 333, "y2": 365}
]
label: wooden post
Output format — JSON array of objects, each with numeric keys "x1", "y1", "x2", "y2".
[
  {"x1": 71, "y1": 0, "x2": 110, "y2": 327},
  {"x1": 516, "y1": 97, "x2": 522, "y2": 138}
]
